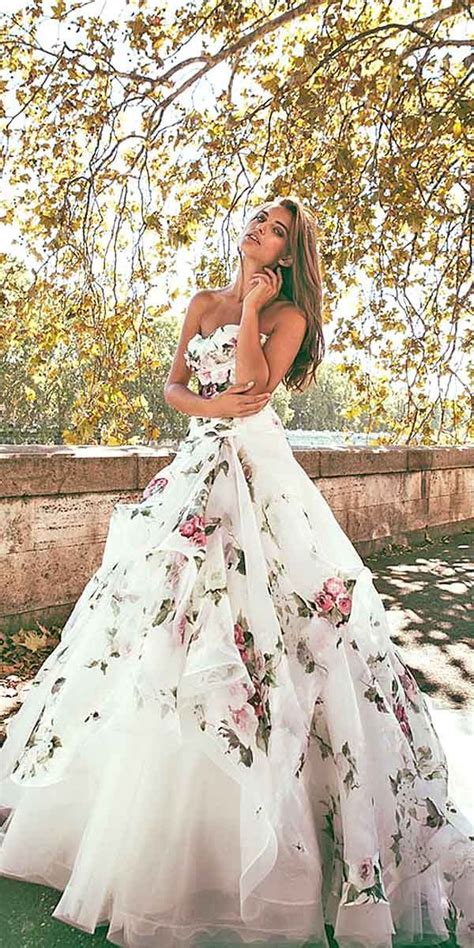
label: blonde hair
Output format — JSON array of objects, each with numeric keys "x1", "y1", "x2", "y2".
[{"x1": 247, "y1": 195, "x2": 325, "y2": 391}]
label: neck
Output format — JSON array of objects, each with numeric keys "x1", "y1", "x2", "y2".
[{"x1": 229, "y1": 257, "x2": 269, "y2": 303}]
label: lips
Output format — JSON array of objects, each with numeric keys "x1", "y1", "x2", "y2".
[{"x1": 245, "y1": 233, "x2": 260, "y2": 244}]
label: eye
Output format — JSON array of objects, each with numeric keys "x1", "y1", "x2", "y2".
[{"x1": 255, "y1": 211, "x2": 284, "y2": 237}]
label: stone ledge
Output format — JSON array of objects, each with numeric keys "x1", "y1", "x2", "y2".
[
  {"x1": 1, "y1": 442, "x2": 472, "y2": 633},
  {"x1": 1, "y1": 443, "x2": 472, "y2": 497}
]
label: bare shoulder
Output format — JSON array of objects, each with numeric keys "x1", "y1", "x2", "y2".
[
  {"x1": 186, "y1": 288, "x2": 216, "y2": 317},
  {"x1": 181, "y1": 288, "x2": 215, "y2": 334}
]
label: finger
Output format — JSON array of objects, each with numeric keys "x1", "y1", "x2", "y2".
[
  {"x1": 264, "y1": 266, "x2": 278, "y2": 282},
  {"x1": 232, "y1": 381, "x2": 254, "y2": 391},
  {"x1": 241, "y1": 397, "x2": 271, "y2": 408},
  {"x1": 241, "y1": 393, "x2": 270, "y2": 402}
]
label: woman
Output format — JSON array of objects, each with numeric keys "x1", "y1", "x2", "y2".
[{"x1": 0, "y1": 197, "x2": 473, "y2": 948}]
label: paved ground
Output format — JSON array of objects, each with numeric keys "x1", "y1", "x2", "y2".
[
  {"x1": 368, "y1": 532, "x2": 473, "y2": 710},
  {"x1": 0, "y1": 533, "x2": 472, "y2": 947}
]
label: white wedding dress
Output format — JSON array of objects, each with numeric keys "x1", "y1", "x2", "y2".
[{"x1": 1, "y1": 323, "x2": 473, "y2": 948}]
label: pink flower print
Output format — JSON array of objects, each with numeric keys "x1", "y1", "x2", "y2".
[
  {"x1": 399, "y1": 669, "x2": 418, "y2": 700},
  {"x1": 242, "y1": 463, "x2": 252, "y2": 482},
  {"x1": 142, "y1": 474, "x2": 168, "y2": 501},
  {"x1": 234, "y1": 622, "x2": 245, "y2": 648},
  {"x1": 228, "y1": 682, "x2": 249, "y2": 707},
  {"x1": 254, "y1": 650, "x2": 266, "y2": 677},
  {"x1": 357, "y1": 859, "x2": 375, "y2": 887},
  {"x1": 213, "y1": 365, "x2": 232, "y2": 385},
  {"x1": 168, "y1": 553, "x2": 187, "y2": 588},
  {"x1": 230, "y1": 705, "x2": 254, "y2": 736},
  {"x1": 336, "y1": 593, "x2": 352, "y2": 617},
  {"x1": 254, "y1": 703, "x2": 265, "y2": 718},
  {"x1": 394, "y1": 700, "x2": 413, "y2": 740},
  {"x1": 176, "y1": 613, "x2": 187, "y2": 645},
  {"x1": 315, "y1": 591, "x2": 334, "y2": 612},
  {"x1": 323, "y1": 576, "x2": 346, "y2": 598},
  {"x1": 239, "y1": 648, "x2": 250, "y2": 665},
  {"x1": 251, "y1": 675, "x2": 268, "y2": 701},
  {"x1": 178, "y1": 514, "x2": 207, "y2": 546}
]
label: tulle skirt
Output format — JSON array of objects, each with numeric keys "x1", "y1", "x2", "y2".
[{"x1": 1, "y1": 407, "x2": 474, "y2": 947}]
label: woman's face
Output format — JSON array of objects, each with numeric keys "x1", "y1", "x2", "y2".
[{"x1": 238, "y1": 203, "x2": 293, "y2": 269}]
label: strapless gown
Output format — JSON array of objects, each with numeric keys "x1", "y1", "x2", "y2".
[{"x1": 0, "y1": 323, "x2": 473, "y2": 948}]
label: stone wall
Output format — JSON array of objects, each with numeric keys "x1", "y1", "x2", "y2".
[{"x1": 0, "y1": 443, "x2": 472, "y2": 633}]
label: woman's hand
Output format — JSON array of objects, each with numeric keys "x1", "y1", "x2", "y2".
[
  {"x1": 243, "y1": 265, "x2": 283, "y2": 312},
  {"x1": 206, "y1": 381, "x2": 271, "y2": 418}
]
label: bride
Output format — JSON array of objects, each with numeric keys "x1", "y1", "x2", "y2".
[{"x1": 1, "y1": 196, "x2": 473, "y2": 948}]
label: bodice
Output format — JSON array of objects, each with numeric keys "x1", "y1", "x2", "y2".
[{"x1": 184, "y1": 323, "x2": 269, "y2": 399}]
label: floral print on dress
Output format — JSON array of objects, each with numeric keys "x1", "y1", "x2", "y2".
[
  {"x1": 142, "y1": 474, "x2": 169, "y2": 501},
  {"x1": 1, "y1": 321, "x2": 473, "y2": 948}
]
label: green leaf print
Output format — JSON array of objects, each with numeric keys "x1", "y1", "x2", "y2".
[
  {"x1": 255, "y1": 704, "x2": 272, "y2": 754},
  {"x1": 152, "y1": 598, "x2": 176, "y2": 627},
  {"x1": 84, "y1": 658, "x2": 108, "y2": 675},
  {"x1": 425, "y1": 796, "x2": 446, "y2": 829},
  {"x1": 294, "y1": 751, "x2": 306, "y2": 779},
  {"x1": 236, "y1": 549, "x2": 246, "y2": 575},
  {"x1": 130, "y1": 507, "x2": 153, "y2": 519},
  {"x1": 296, "y1": 638, "x2": 316, "y2": 673},
  {"x1": 390, "y1": 828, "x2": 403, "y2": 868},
  {"x1": 218, "y1": 723, "x2": 254, "y2": 768},
  {"x1": 444, "y1": 899, "x2": 459, "y2": 937},
  {"x1": 339, "y1": 741, "x2": 360, "y2": 794},
  {"x1": 259, "y1": 501, "x2": 277, "y2": 542},
  {"x1": 364, "y1": 685, "x2": 389, "y2": 713},
  {"x1": 291, "y1": 592, "x2": 313, "y2": 618},
  {"x1": 50, "y1": 677, "x2": 66, "y2": 694}
]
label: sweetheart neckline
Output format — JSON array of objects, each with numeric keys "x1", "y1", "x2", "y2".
[{"x1": 189, "y1": 323, "x2": 269, "y2": 345}]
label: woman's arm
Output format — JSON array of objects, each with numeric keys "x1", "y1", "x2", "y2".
[
  {"x1": 164, "y1": 290, "x2": 216, "y2": 418},
  {"x1": 234, "y1": 299, "x2": 271, "y2": 389},
  {"x1": 248, "y1": 305, "x2": 307, "y2": 396}
]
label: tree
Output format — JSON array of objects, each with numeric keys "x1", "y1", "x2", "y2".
[{"x1": 1, "y1": 0, "x2": 472, "y2": 444}]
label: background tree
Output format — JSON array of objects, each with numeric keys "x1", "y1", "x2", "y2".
[
  {"x1": 0, "y1": 267, "x2": 295, "y2": 443},
  {"x1": 1, "y1": 0, "x2": 471, "y2": 444}
]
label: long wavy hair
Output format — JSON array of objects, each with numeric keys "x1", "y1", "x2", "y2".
[{"x1": 240, "y1": 195, "x2": 325, "y2": 392}]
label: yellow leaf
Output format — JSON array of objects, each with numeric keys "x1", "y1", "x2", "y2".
[
  {"x1": 51, "y1": 0, "x2": 67, "y2": 18},
  {"x1": 11, "y1": 629, "x2": 49, "y2": 651}
]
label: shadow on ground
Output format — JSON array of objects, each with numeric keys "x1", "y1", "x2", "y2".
[{"x1": 368, "y1": 532, "x2": 473, "y2": 710}]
